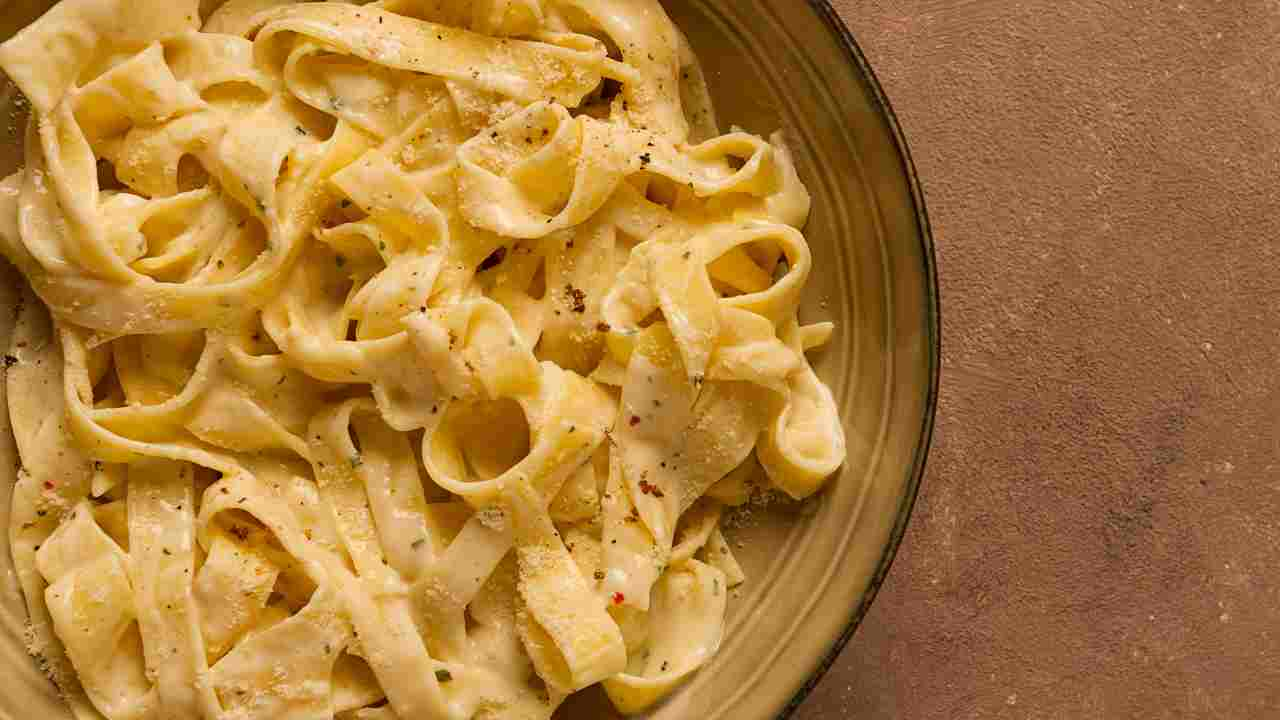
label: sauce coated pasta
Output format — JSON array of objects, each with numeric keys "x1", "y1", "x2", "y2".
[{"x1": 0, "y1": 1, "x2": 846, "y2": 718}]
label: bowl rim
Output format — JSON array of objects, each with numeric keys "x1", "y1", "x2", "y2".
[{"x1": 777, "y1": 2, "x2": 941, "y2": 717}]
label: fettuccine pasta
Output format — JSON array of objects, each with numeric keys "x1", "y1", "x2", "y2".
[{"x1": 0, "y1": 1, "x2": 846, "y2": 718}]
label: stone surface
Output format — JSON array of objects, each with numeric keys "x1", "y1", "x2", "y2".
[{"x1": 799, "y1": 2, "x2": 1280, "y2": 718}]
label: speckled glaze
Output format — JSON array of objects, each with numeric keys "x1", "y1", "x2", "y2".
[
  {"x1": 0, "y1": 2, "x2": 940, "y2": 720},
  {"x1": 799, "y1": 1, "x2": 1280, "y2": 718}
]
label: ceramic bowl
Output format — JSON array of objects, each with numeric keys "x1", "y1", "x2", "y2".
[{"x1": 0, "y1": 1, "x2": 938, "y2": 718}]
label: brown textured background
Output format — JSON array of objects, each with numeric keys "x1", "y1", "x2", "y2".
[{"x1": 798, "y1": 1, "x2": 1280, "y2": 718}]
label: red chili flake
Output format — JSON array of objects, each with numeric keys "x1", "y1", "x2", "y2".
[
  {"x1": 596, "y1": 322, "x2": 611, "y2": 333},
  {"x1": 611, "y1": 592, "x2": 625, "y2": 605},
  {"x1": 42, "y1": 481, "x2": 53, "y2": 490},
  {"x1": 564, "y1": 284, "x2": 587, "y2": 313},
  {"x1": 639, "y1": 480, "x2": 666, "y2": 498},
  {"x1": 629, "y1": 415, "x2": 641, "y2": 426}
]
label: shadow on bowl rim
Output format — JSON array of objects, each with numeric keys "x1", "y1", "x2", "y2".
[{"x1": 778, "y1": 2, "x2": 941, "y2": 717}]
